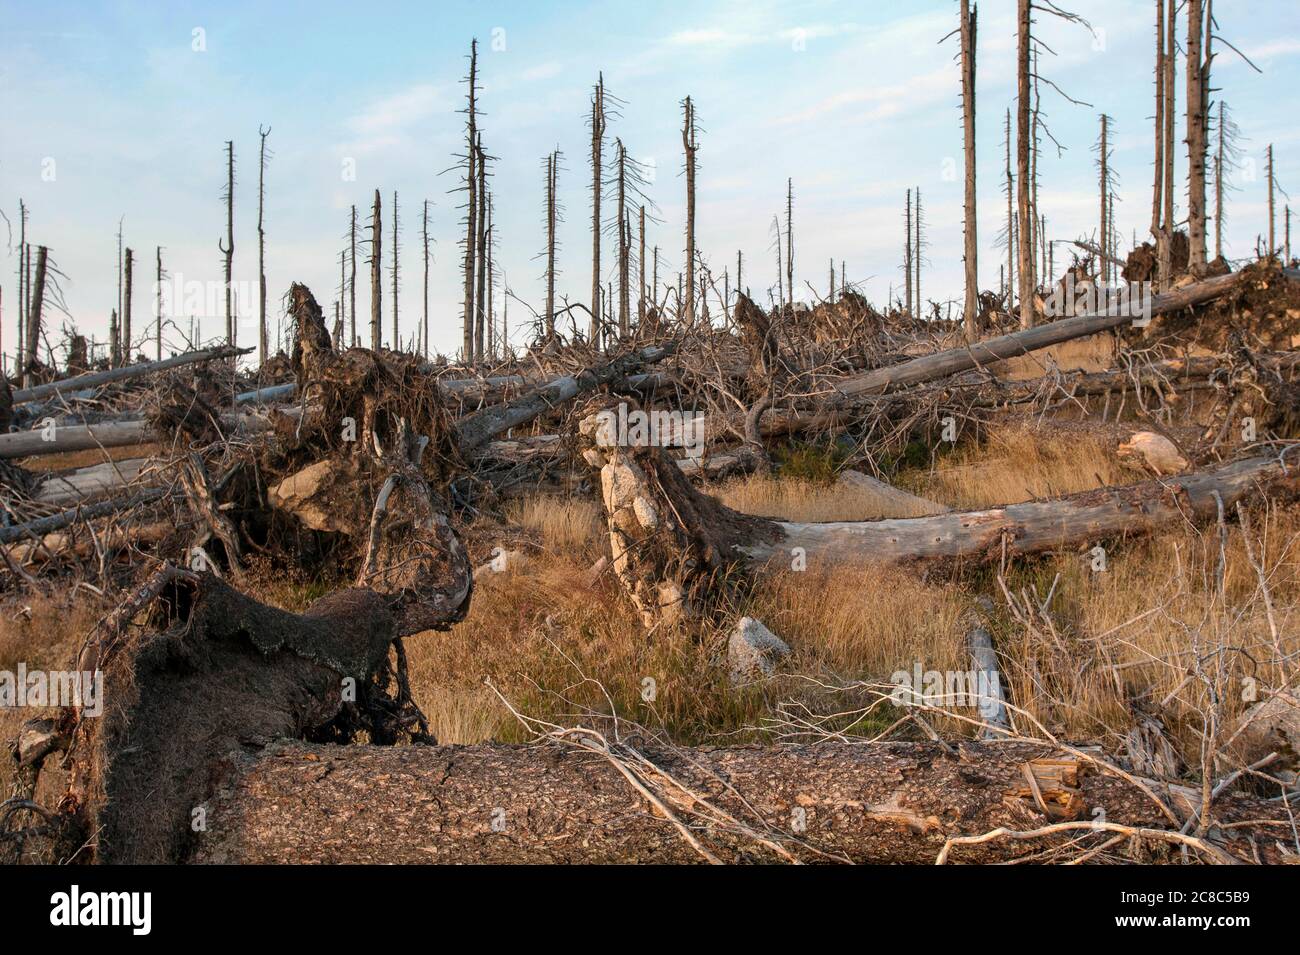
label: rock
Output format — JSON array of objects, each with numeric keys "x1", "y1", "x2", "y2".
[
  {"x1": 728, "y1": 616, "x2": 791, "y2": 684},
  {"x1": 1117, "y1": 431, "x2": 1188, "y2": 475}
]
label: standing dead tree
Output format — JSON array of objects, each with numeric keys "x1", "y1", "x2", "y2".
[
  {"x1": 349, "y1": 204, "x2": 358, "y2": 348},
  {"x1": 23, "y1": 246, "x2": 47, "y2": 388},
  {"x1": 475, "y1": 135, "x2": 488, "y2": 360},
  {"x1": 960, "y1": 0, "x2": 979, "y2": 341},
  {"x1": 1159, "y1": 0, "x2": 1177, "y2": 287},
  {"x1": 542, "y1": 149, "x2": 561, "y2": 342},
  {"x1": 590, "y1": 74, "x2": 607, "y2": 345},
  {"x1": 370, "y1": 189, "x2": 382, "y2": 351},
  {"x1": 461, "y1": 39, "x2": 479, "y2": 362},
  {"x1": 785, "y1": 178, "x2": 794, "y2": 315},
  {"x1": 915, "y1": 188, "x2": 924, "y2": 317},
  {"x1": 257, "y1": 125, "x2": 271, "y2": 367},
  {"x1": 122, "y1": 247, "x2": 133, "y2": 361},
  {"x1": 391, "y1": 191, "x2": 400, "y2": 350},
  {"x1": 1015, "y1": 0, "x2": 1034, "y2": 327},
  {"x1": 1186, "y1": 0, "x2": 1210, "y2": 275},
  {"x1": 1003, "y1": 109, "x2": 1016, "y2": 315},
  {"x1": 904, "y1": 189, "x2": 913, "y2": 317},
  {"x1": 221, "y1": 140, "x2": 235, "y2": 345},
  {"x1": 155, "y1": 246, "x2": 164, "y2": 361},
  {"x1": 1096, "y1": 114, "x2": 1117, "y2": 284},
  {"x1": 1213, "y1": 101, "x2": 1243, "y2": 261},
  {"x1": 421, "y1": 199, "x2": 431, "y2": 360},
  {"x1": 682, "y1": 95, "x2": 698, "y2": 328}
]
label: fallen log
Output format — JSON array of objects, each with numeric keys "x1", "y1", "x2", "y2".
[
  {"x1": 455, "y1": 342, "x2": 677, "y2": 452},
  {"x1": 578, "y1": 412, "x2": 1293, "y2": 625},
  {"x1": 189, "y1": 738, "x2": 1285, "y2": 864},
  {"x1": 0, "y1": 411, "x2": 272, "y2": 459},
  {"x1": 834, "y1": 271, "x2": 1244, "y2": 397},
  {"x1": 33, "y1": 457, "x2": 152, "y2": 506},
  {"x1": 11, "y1": 345, "x2": 249, "y2": 405},
  {"x1": 0, "y1": 488, "x2": 169, "y2": 545}
]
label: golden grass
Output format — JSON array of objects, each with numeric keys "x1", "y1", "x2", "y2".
[
  {"x1": 503, "y1": 495, "x2": 602, "y2": 552},
  {"x1": 903, "y1": 422, "x2": 1145, "y2": 509},
  {"x1": 712, "y1": 474, "x2": 933, "y2": 522}
]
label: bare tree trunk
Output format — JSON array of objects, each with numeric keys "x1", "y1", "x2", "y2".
[
  {"x1": 904, "y1": 189, "x2": 913, "y2": 317},
  {"x1": 545, "y1": 151, "x2": 558, "y2": 341},
  {"x1": 1186, "y1": 0, "x2": 1208, "y2": 274},
  {"x1": 257, "y1": 125, "x2": 269, "y2": 367},
  {"x1": 915, "y1": 189, "x2": 923, "y2": 318},
  {"x1": 421, "y1": 200, "x2": 430, "y2": 359},
  {"x1": 785, "y1": 177, "x2": 794, "y2": 314},
  {"x1": 1214, "y1": 100, "x2": 1225, "y2": 260},
  {"x1": 349, "y1": 205, "x2": 358, "y2": 348},
  {"x1": 617, "y1": 140, "x2": 629, "y2": 338},
  {"x1": 392, "y1": 190, "x2": 400, "y2": 350},
  {"x1": 682, "y1": 96, "x2": 697, "y2": 328},
  {"x1": 16, "y1": 201, "x2": 26, "y2": 374},
  {"x1": 475, "y1": 137, "x2": 487, "y2": 360},
  {"x1": 1100, "y1": 114, "x2": 1109, "y2": 284},
  {"x1": 155, "y1": 246, "x2": 164, "y2": 361},
  {"x1": 23, "y1": 246, "x2": 47, "y2": 388},
  {"x1": 1152, "y1": 0, "x2": 1165, "y2": 249},
  {"x1": 370, "y1": 189, "x2": 382, "y2": 352},
  {"x1": 122, "y1": 247, "x2": 133, "y2": 362},
  {"x1": 1005, "y1": 109, "x2": 1015, "y2": 315},
  {"x1": 1160, "y1": 0, "x2": 1176, "y2": 286},
  {"x1": 1268, "y1": 144, "x2": 1276, "y2": 257},
  {"x1": 590, "y1": 74, "x2": 606, "y2": 345},
  {"x1": 1016, "y1": 0, "x2": 1035, "y2": 328},
  {"x1": 638, "y1": 204, "x2": 646, "y2": 330},
  {"x1": 961, "y1": 0, "x2": 979, "y2": 342},
  {"x1": 486, "y1": 194, "x2": 495, "y2": 359},
  {"x1": 222, "y1": 141, "x2": 235, "y2": 345},
  {"x1": 463, "y1": 39, "x2": 479, "y2": 362}
]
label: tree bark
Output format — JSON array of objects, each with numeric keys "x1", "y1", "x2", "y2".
[
  {"x1": 1016, "y1": 0, "x2": 1035, "y2": 328},
  {"x1": 834, "y1": 269, "x2": 1243, "y2": 397},
  {"x1": 190, "y1": 738, "x2": 1286, "y2": 864},
  {"x1": 961, "y1": 0, "x2": 979, "y2": 342}
]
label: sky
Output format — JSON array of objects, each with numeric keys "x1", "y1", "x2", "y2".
[{"x1": 2, "y1": 0, "x2": 1298, "y2": 364}]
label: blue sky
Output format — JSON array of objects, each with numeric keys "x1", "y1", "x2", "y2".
[{"x1": 2, "y1": 0, "x2": 1298, "y2": 361}]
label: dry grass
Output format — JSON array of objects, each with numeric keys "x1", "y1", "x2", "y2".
[
  {"x1": 503, "y1": 495, "x2": 602, "y2": 552},
  {"x1": 0, "y1": 592, "x2": 105, "y2": 797},
  {"x1": 712, "y1": 474, "x2": 933, "y2": 522},
  {"x1": 902, "y1": 422, "x2": 1145, "y2": 509}
]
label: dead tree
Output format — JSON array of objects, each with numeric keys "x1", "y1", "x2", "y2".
[
  {"x1": 616, "y1": 140, "x2": 630, "y2": 338},
  {"x1": 1267, "y1": 144, "x2": 1276, "y2": 257},
  {"x1": 462, "y1": 39, "x2": 479, "y2": 362},
  {"x1": 638, "y1": 205, "x2": 647, "y2": 329},
  {"x1": 1097, "y1": 114, "x2": 1113, "y2": 284},
  {"x1": 544, "y1": 150, "x2": 559, "y2": 341},
  {"x1": 904, "y1": 189, "x2": 913, "y2": 317},
  {"x1": 1160, "y1": 0, "x2": 1176, "y2": 287},
  {"x1": 221, "y1": 140, "x2": 235, "y2": 345},
  {"x1": 23, "y1": 246, "x2": 47, "y2": 388},
  {"x1": 1186, "y1": 0, "x2": 1209, "y2": 274},
  {"x1": 960, "y1": 0, "x2": 979, "y2": 341},
  {"x1": 122, "y1": 247, "x2": 133, "y2": 361},
  {"x1": 1214, "y1": 101, "x2": 1242, "y2": 261},
  {"x1": 486, "y1": 193, "x2": 495, "y2": 358},
  {"x1": 257, "y1": 125, "x2": 270, "y2": 366},
  {"x1": 392, "y1": 190, "x2": 400, "y2": 350},
  {"x1": 1152, "y1": 0, "x2": 1166, "y2": 265},
  {"x1": 155, "y1": 245, "x2": 164, "y2": 361},
  {"x1": 590, "y1": 74, "x2": 607, "y2": 344},
  {"x1": 15, "y1": 201, "x2": 27, "y2": 373},
  {"x1": 421, "y1": 199, "x2": 431, "y2": 360},
  {"x1": 370, "y1": 189, "x2": 382, "y2": 351},
  {"x1": 785, "y1": 177, "x2": 794, "y2": 314},
  {"x1": 998, "y1": 110, "x2": 1014, "y2": 316},
  {"x1": 1015, "y1": 0, "x2": 1035, "y2": 327},
  {"x1": 475, "y1": 136, "x2": 488, "y2": 359},
  {"x1": 682, "y1": 96, "x2": 697, "y2": 328},
  {"x1": 915, "y1": 188, "x2": 923, "y2": 316},
  {"x1": 349, "y1": 204, "x2": 358, "y2": 347}
]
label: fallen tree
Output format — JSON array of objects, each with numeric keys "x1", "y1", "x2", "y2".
[
  {"x1": 11, "y1": 345, "x2": 249, "y2": 405},
  {"x1": 578, "y1": 410, "x2": 1295, "y2": 625},
  {"x1": 186, "y1": 737, "x2": 1285, "y2": 864}
]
